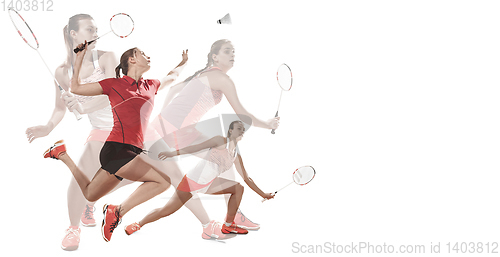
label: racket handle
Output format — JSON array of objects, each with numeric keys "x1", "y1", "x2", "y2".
[
  {"x1": 73, "y1": 40, "x2": 96, "y2": 53},
  {"x1": 261, "y1": 192, "x2": 276, "y2": 203},
  {"x1": 270, "y1": 111, "x2": 279, "y2": 134},
  {"x1": 72, "y1": 109, "x2": 83, "y2": 120}
]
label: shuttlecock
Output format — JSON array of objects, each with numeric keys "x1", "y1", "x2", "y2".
[{"x1": 217, "y1": 13, "x2": 232, "y2": 25}]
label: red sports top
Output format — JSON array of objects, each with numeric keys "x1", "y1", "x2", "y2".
[{"x1": 99, "y1": 76, "x2": 160, "y2": 149}]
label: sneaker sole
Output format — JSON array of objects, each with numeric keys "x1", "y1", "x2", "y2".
[
  {"x1": 221, "y1": 228, "x2": 248, "y2": 234},
  {"x1": 101, "y1": 204, "x2": 110, "y2": 242},
  {"x1": 236, "y1": 224, "x2": 260, "y2": 230},
  {"x1": 61, "y1": 244, "x2": 79, "y2": 251},
  {"x1": 80, "y1": 221, "x2": 96, "y2": 227}
]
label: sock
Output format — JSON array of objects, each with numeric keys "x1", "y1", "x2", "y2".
[
  {"x1": 202, "y1": 222, "x2": 210, "y2": 228},
  {"x1": 224, "y1": 222, "x2": 232, "y2": 227}
]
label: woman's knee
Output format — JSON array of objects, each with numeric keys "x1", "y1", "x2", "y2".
[
  {"x1": 85, "y1": 192, "x2": 101, "y2": 202},
  {"x1": 157, "y1": 178, "x2": 170, "y2": 192},
  {"x1": 234, "y1": 183, "x2": 244, "y2": 195}
]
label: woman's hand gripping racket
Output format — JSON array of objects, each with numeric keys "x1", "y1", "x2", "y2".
[
  {"x1": 74, "y1": 13, "x2": 134, "y2": 53},
  {"x1": 8, "y1": 8, "x2": 82, "y2": 120},
  {"x1": 271, "y1": 63, "x2": 293, "y2": 134},
  {"x1": 262, "y1": 165, "x2": 315, "y2": 202}
]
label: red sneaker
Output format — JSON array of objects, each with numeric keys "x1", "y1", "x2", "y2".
[
  {"x1": 124, "y1": 222, "x2": 141, "y2": 236},
  {"x1": 43, "y1": 140, "x2": 66, "y2": 159},
  {"x1": 201, "y1": 220, "x2": 226, "y2": 239},
  {"x1": 81, "y1": 204, "x2": 96, "y2": 227},
  {"x1": 101, "y1": 204, "x2": 121, "y2": 242},
  {"x1": 221, "y1": 222, "x2": 248, "y2": 234}
]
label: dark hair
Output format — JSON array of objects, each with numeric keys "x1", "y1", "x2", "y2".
[
  {"x1": 63, "y1": 14, "x2": 93, "y2": 66},
  {"x1": 115, "y1": 47, "x2": 138, "y2": 78},
  {"x1": 227, "y1": 120, "x2": 243, "y2": 138},
  {"x1": 183, "y1": 39, "x2": 231, "y2": 83}
]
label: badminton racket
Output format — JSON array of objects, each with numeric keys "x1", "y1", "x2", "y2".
[
  {"x1": 74, "y1": 13, "x2": 134, "y2": 53},
  {"x1": 262, "y1": 165, "x2": 315, "y2": 202},
  {"x1": 271, "y1": 63, "x2": 293, "y2": 134},
  {"x1": 8, "y1": 8, "x2": 82, "y2": 120}
]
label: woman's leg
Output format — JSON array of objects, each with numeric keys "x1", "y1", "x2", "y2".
[
  {"x1": 145, "y1": 138, "x2": 211, "y2": 225},
  {"x1": 59, "y1": 152, "x2": 121, "y2": 202},
  {"x1": 98, "y1": 155, "x2": 171, "y2": 242},
  {"x1": 141, "y1": 156, "x2": 211, "y2": 225},
  {"x1": 205, "y1": 178, "x2": 243, "y2": 224},
  {"x1": 67, "y1": 141, "x2": 103, "y2": 227},
  {"x1": 137, "y1": 189, "x2": 193, "y2": 227},
  {"x1": 113, "y1": 156, "x2": 171, "y2": 216}
]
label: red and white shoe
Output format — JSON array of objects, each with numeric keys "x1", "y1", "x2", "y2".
[
  {"x1": 101, "y1": 204, "x2": 121, "y2": 242},
  {"x1": 201, "y1": 220, "x2": 226, "y2": 240},
  {"x1": 81, "y1": 204, "x2": 96, "y2": 227},
  {"x1": 234, "y1": 209, "x2": 260, "y2": 230},
  {"x1": 61, "y1": 226, "x2": 80, "y2": 251},
  {"x1": 221, "y1": 222, "x2": 248, "y2": 234},
  {"x1": 43, "y1": 140, "x2": 66, "y2": 159},
  {"x1": 124, "y1": 222, "x2": 141, "y2": 236}
]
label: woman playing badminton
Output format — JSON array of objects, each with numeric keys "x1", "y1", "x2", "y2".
[
  {"x1": 149, "y1": 39, "x2": 279, "y2": 230},
  {"x1": 125, "y1": 120, "x2": 274, "y2": 236},
  {"x1": 43, "y1": 42, "x2": 183, "y2": 243},
  {"x1": 25, "y1": 14, "x2": 196, "y2": 250},
  {"x1": 26, "y1": 14, "x2": 121, "y2": 250},
  {"x1": 155, "y1": 39, "x2": 279, "y2": 142}
]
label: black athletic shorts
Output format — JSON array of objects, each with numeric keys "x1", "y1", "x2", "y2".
[{"x1": 100, "y1": 141, "x2": 143, "y2": 181}]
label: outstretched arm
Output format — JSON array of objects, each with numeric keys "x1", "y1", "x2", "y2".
[
  {"x1": 221, "y1": 76, "x2": 279, "y2": 130},
  {"x1": 159, "y1": 49, "x2": 188, "y2": 91},
  {"x1": 234, "y1": 154, "x2": 274, "y2": 200},
  {"x1": 158, "y1": 135, "x2": 225, "y2": 160}
]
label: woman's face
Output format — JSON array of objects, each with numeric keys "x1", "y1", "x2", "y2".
[
  {"x1": 132, "y1": 49, "x2": 151, "y2": 71},
  {"x1": 229, "y1": 122, "x2": 245, "y2": 141},
  {"x1": 212, "y1": 42, "x2": 235, "y2": 71},
  {"x1": 72, "y1": 19, "x2": 98, "y2": 50}
]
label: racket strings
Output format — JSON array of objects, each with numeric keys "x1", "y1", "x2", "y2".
[
  {"x1": 277, "y1": 63, "x2": 293, "y2": 91},
  {"x1": 110, "y1": 14, "x2": 134, "y2": 37}
]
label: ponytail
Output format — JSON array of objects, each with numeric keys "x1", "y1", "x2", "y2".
[
  {"x1": 115, "y1": 64, "x2": 122, "y2": 78},
  {"x1": 116, "y1": 47, "x2": 138, "y2": 78},
  {"x1": 63, "y1": 25, "x2": 73, "y2": 66},
  {"x1": 182, "y1": 64, "x2": 209, "y2": 83}
]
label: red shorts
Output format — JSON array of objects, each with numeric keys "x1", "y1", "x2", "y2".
[{"x1": 177, "y1": 175, "x2": 215, "y2": 193}]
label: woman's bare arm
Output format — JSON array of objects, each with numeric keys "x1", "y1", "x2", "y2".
[
  {"x1": 158, "y1": 136, "x2": 225, "y2": 160},
  {"x1": 220, "y1": 75, "x2": 279, "y2": 129},
  {"x1": 234, "y1": 154, "x2": 274, "y2": 199},
  {"x1": 70, "y1": 42, "x2": 103, "y2": 96}
]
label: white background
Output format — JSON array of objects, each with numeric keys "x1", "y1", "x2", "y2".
[{"x1": 1, "y1": 0, "x2": 500, "y2": 256}]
